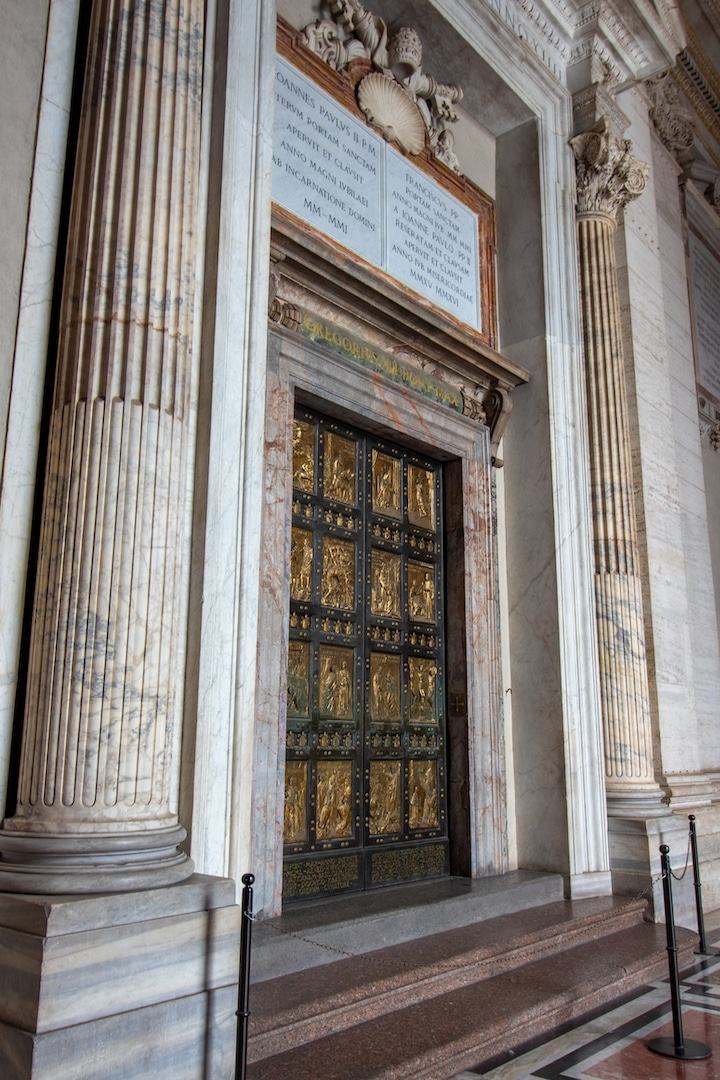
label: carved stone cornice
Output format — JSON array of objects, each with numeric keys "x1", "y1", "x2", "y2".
[
  {"x1": 676, "y1": 33, "x2": 720, "y2": 160},
  {"x1": 572, "y1": 82, "x2": 630, "y2": 138},
  {"x1": 570, "y1": 116, "x2": 648, "y2": 220},
  {"x1": 645, "y1": 71, "x2": 695, "y2": 159},
  {"x1": 267, "y1": 213, "x2": 527, "y2": 458}
]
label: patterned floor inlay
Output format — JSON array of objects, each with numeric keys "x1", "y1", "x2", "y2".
[{"x1": 453, "y1": 931, "x2": 720, "y2": 1079}]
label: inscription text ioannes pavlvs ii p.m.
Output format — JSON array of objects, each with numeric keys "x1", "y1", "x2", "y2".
[{"x1": 272, "y1": 55, "x2": 481, "y2": 331}]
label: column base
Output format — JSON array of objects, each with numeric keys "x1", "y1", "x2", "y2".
[
  {"x1": 0, "y1": 874, "x2": 240, "y2": 1079},
  {"x1": 0, "y1": 825, "x2": 193, "y2": 894},
  {"x1": 605, "y1": 783, "x2": 669, "y2": 819},
  {"x1": 608, "y1": 813, "x2": 697, "y2": 924}
]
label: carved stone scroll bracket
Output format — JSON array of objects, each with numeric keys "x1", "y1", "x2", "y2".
[
  {"x1": 460, "y1": 390, "x2": 487, "y2": 426},
  {"x1": 644, "y1": 71, "x2": 695, "y2": 161},
  {"x1": 570, "y1": 116, "x2": 649, "y2": 221},
  {"x1": 458, "y1": 382, "x2": 513, "y2": 465},
  {"x1": 269, "y1": 247, "x2": 301, "y2": 331},
  {"x1": 700, "y1": 416, "x2": 720, "y2": 451},
  {"x1": 483, "y1": 383, "x2": 513, "y2": 465}
]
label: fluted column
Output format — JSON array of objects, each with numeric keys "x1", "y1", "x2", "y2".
[
  {"x1": 570, "y1": 118, "x2": 664, "y2": 815},
  {"x1": 0, "y1": 0, "x2": 203, "y2": 891}
]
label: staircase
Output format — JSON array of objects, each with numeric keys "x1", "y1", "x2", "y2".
[{"x1": 247, "y1": 895, "x2": 696, "y2": 1079}]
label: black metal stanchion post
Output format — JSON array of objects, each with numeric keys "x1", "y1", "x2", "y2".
[
  {"x1": 647, "y1": 845, "x2": 711, "y2": 1061},
  {"x1": 235, "y1": 873, "x2": 255, "y2": 1080},
  {"x1": 689, "y1": 815, "x2": 719, "y2": 957}
]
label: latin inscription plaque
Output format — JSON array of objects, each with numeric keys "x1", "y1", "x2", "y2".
[
  {"x1": 272, "y1": 55, "x2": 482, "y2": 331},
  {"x1": 689, "y1": 230, "x2": 720, "y2": 403},
  {"x1": 386, "y1": 147, "x2": 479, "y2": 328},
  {"x1": 273, "y1": 57, "x2": 383, "y2": 266}
]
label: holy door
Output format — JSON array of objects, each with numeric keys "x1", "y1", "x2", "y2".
[{"x1": 283, "y1": 406, "x2": 449, "y2": 900}]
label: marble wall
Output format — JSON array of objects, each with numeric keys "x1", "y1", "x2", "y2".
[
  {"x1": 185, "y1": 0, "x2": 609, "y2": 904},
  {"x1": 616, "y1": 86, "x2": 720, "y2": 791},
  {"x1": 496, "y1": 119, "x2": 569, "y2": 875},
  {"x1": 0, "y1": 0, "x2": 79, "y2": 823},
  {"x1": 703, "y1": 443, "x2": 720, "y2": 644},
  {"x1": 0, "y1": 0, "x2": 49, "y2": 481}
]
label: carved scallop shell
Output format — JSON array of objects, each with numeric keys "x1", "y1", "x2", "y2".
[{"x1": 357, "y1": 73, "x2": 426, "y2": 156}]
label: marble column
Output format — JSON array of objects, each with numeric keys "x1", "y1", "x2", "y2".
[
  {"x1": 570, "y1": 117, "x2": 664, "y2": 816},
  {"x1": 0, "y1": 0, "x2": 204, "y2": 892}
]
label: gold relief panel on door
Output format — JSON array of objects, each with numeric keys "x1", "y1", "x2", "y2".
[
  {"x1": 316, "y1": 759, "x2": 353, "y2": 840},
  {"x1": 408, "y1": 465, "x2": 435, "y2": 531},
  {"x1": 293, "y1": 419, "x2": 315, "y2": 493},
  {"x1": 324, "y1": 433, "x2": 357, "y2": 506},
  {"x1": 287, "y1": 640, "x2": 310, "y2": 718},
  {"x1": 370, "y1": 549, "x2": 401, "y2": 618},
  {"x1": 290, "y1": 527, "x2": 313, "y2": 601},
  {"x1": 372, "y1": 450, "x2": 401, "y2": 520},
  {"x1": 408, "y1": 656, "x2": 437, "y2": 723},
  {"x1": 321, "y1": 537, "x2": 355, "y2": 610},
  {"x1": 369, "y1": 652, "x2": 401, "y2": 723},
  {"x1": 408, "y1": 561, "x2": 435, "y2": 623},
  {"x1": 319, "y1": 645, "x2": 354, "y2": 718},
  {"x1": 409, "y1": 759, "x2": 439, "y2": 830},
  {"x1": 284, "y1": 760, "x2": 308, "y2": 844},
  {"x1": 369, "y1": 760, "x2": 401, "y2": 835}
]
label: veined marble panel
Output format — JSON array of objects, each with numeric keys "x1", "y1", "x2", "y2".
[
  {"x1": 617, "y1": 86, "x2": 720, "y2": 788},
  {"x1": 253, "y1": 324, "x2": 504, "y2": 915},
  {"x1": 0, "y1": 875, "x2": 239, "y2": 1079},
  {"x1": 0, "y1": 0, "x2": 80, "y2": 822},
  {"x1": 272, "y1": 53, "x2": 482, "y2": 329}
]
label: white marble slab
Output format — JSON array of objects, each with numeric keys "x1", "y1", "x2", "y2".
[
  {"x1": 385, "y1": 146, "x2": 480, "y2": 327},
  {"x1": 273, "y1": 56, "x2": 383, "y2": 266},
  {"x1": 272, "y1": 54, "x2": 482, "y2": 329}
]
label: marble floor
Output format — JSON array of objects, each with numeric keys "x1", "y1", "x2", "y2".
[{"x1": 453, "y1": 922, "x2": 720, "y2": 1079}]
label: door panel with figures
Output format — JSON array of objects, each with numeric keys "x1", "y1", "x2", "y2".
[{"x1": 283, "y1": 406, "x2": 448, "y2": 900}]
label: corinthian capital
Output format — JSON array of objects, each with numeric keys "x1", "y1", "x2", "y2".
[{"x1": 570, "y1": 117, "x2": 648, "y2": 220}]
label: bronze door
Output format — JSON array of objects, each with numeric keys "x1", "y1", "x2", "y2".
[{"x1": 283, "y1": 406, "x2": 448, "y2": 900}]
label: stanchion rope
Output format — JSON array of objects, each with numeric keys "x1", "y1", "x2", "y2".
[{"x1": 670, "y1": 831, "x2": 692, "y2": 881}]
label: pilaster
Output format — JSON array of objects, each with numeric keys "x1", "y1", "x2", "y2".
[{"x1": 570, "y1": 116, "x2": 665, "y2": 819}]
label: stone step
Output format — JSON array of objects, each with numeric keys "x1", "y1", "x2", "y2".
[
  {"x1": 248, "y1": 896, "x2": 661, "y2": 1064},
  {"x1": 247, "y1": 917, "x2": 697, "y2": 1080},
  {"x1": 251, "y1": 870, "x2": 564, "y2": 984}
]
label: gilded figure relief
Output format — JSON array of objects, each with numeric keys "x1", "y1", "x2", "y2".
[
  {"x1": 408, "y1": 759, "x2": 439, "y2": 829},
  {"x1": 372, "y1": 451, "x2": 401, "y2": 519},
  {"x1": 369, "y1": 760, "x2": 401, "y2": 834},
  {"x1": 408, "y1": 465, "x2": 435, "y2": 531},
  {"x1": 290, "y1": 527, "x2": 313, "y2": 601},
  {"x1": 323, "y1": 433, "x2": 357, "y2": 506},
  {"x1": 371, "y1": 550, "x2": 401, "y2": 618},
  {"x1": 284, "y1": 761, "x2": 308, "y2": 844},
  {"x1": 316, "y1": 760, "x2": 353, "y2": 840},
  {"x1": 287, "y1": 640, "x2": 310, "y2": 717},
  {"x1": 321, "y1": 537, "x2": 355, "y2": 610},
  {"x1": 293, "y1": 420, "x2": 315, "y2": 493},
  {"x1": 319, "y1": 645, "x2": 354, "y2": 718},
  {"x1": 370, "y1": 652, "x2": 401, "y2": 722},
  {"x1": 409, "y1": 657, "x2": 437, "y2": 722},
  {"x1": 408, "y1": 561, "x2": 435, "y2": 623}
]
